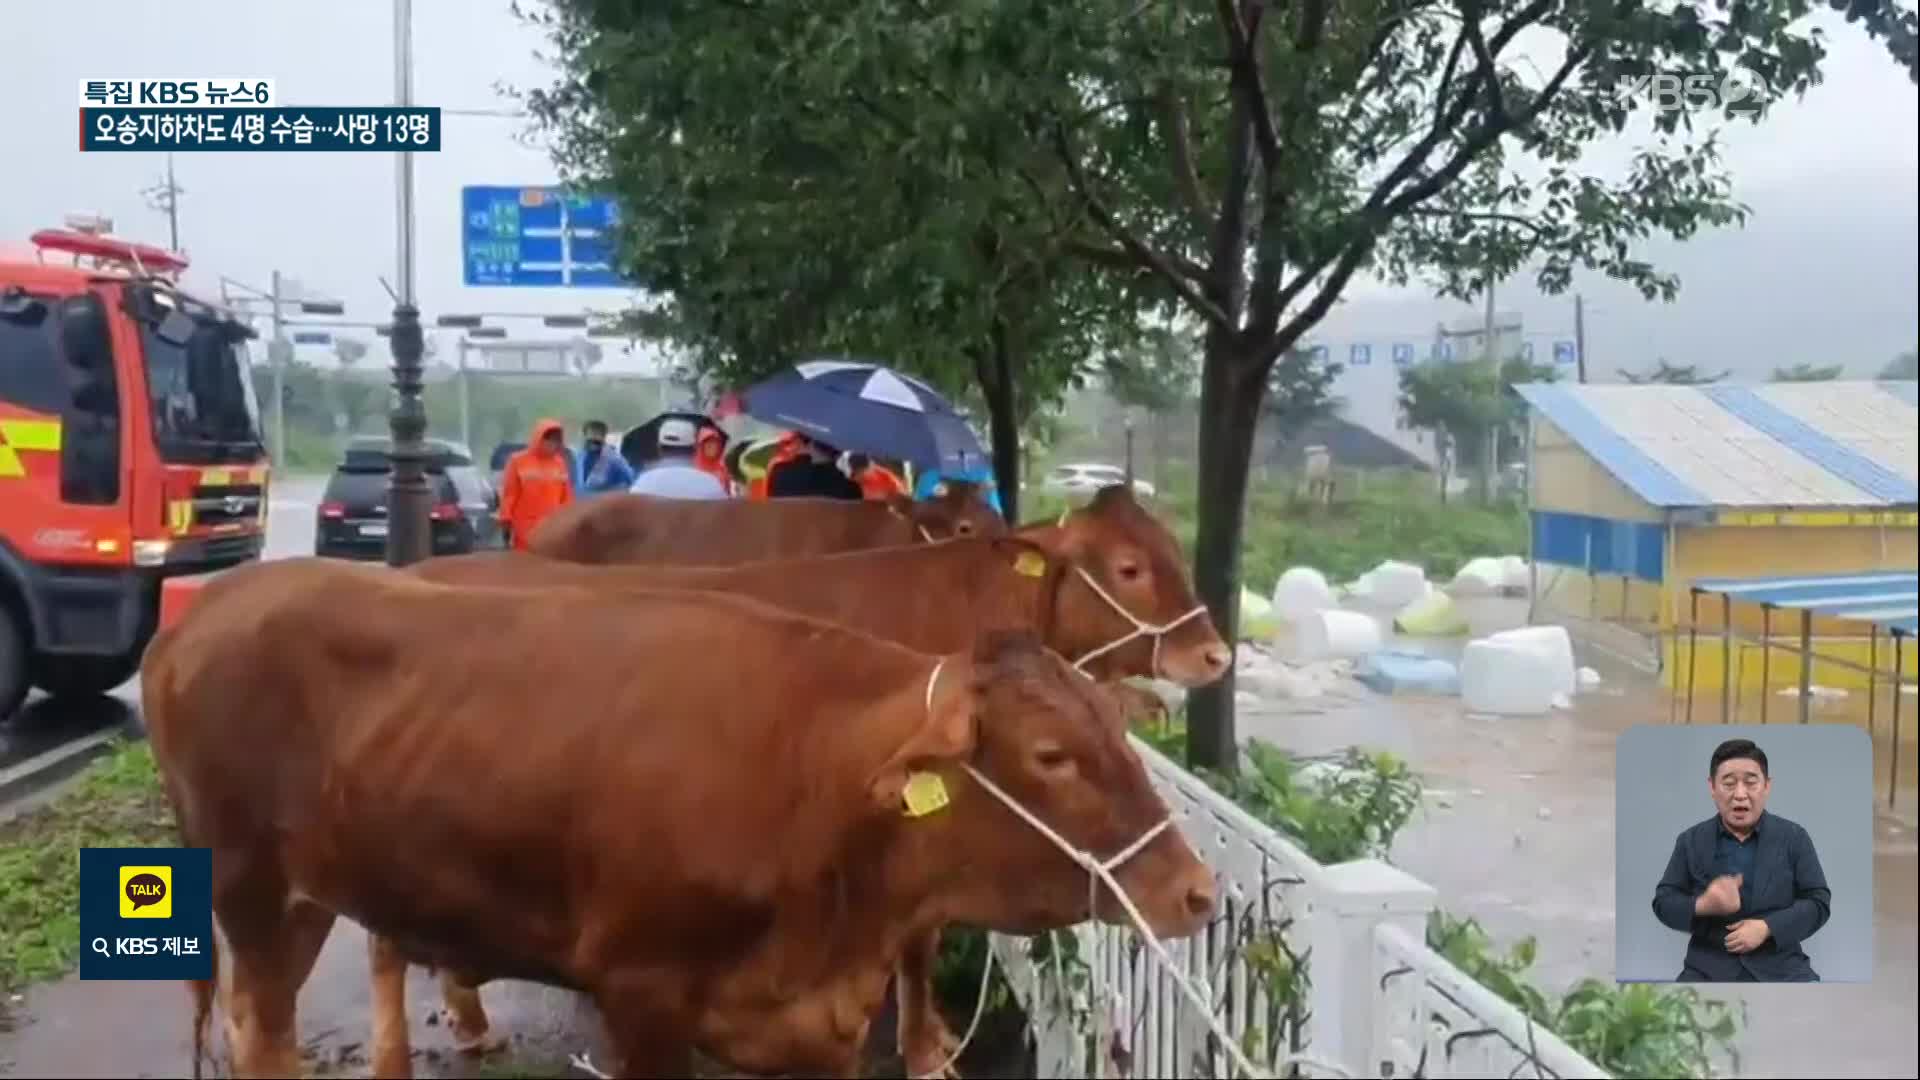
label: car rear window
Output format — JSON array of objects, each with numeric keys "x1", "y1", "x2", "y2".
[{"x1": 324, "y1": 467, "x2": 456, "y2": 506}]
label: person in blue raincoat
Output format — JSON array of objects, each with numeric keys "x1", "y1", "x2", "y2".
[
  {"x1": 913, "y1": 461, "x2": 1004, "y2": 517},
  {"x1": 574, "y1": 419, "x2": 636, "y2": 496}
]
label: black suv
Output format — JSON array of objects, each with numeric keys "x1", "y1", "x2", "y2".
[{"x1": 314, "y1": 437, "x2": 500, "y2": 560}]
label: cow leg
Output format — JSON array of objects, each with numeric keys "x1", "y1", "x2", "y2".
[
  {"x1": 222, "y1": 898, "x2": 336, "y2": 1079},
  {"x1": 368, "y1": 935, "x2": 416, "y2": 1079},
  {"x1": 597, "y1": 980, "x2": 695, "y2": 1079},
  {"x1": 897, "y1": 927, "x2": 964, "y2": 1079},
  {"x1": 439, "y1": 969, "x2": 505, "y2": 1055}
]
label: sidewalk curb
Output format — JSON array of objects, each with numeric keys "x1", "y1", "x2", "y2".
[{"x1": 0, "y1": 729, "x2": 123, "y2": 811}]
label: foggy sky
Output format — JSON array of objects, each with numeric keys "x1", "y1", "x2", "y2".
[{"x1": 5, "y1": 1, "x2": 1914, "y2": 382}]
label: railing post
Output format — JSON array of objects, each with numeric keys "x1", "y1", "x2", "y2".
[{"x1": 1308, "y1": 859, "x2": 1437, "y2": 1075}]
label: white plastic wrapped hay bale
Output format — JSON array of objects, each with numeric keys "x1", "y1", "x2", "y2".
[
  {"x1": 1367, "y1": 560, "x2": 1430, "y2": 608},
  {"x1": 1239, "y1": 587, "x2": 1279, "y2": 641},
  {"x1": 1271, "y1": 566, "x2": 1335, "y2": 622},
  {"x1": 1460, "y1": 637, "x2": 1560, "y2": 714},
  {"x1": 1449, "y1": 557, "x2": 1506, "y2": 596},
  {"x1": 1499, "y1": 555, "x2": 1531, "y2": 592},
  {"x1": 1289, "y1": 609, "x2": 1384, "y2": 662},
  {"x1": 1395, "y1": 589, "x2": 1469, "y2": 636},
  {"x1": 1484, "y1": 625, "x2": 1576, "y2": 699}
]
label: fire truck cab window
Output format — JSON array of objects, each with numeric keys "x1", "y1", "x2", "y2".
[
  {"x1": 57, "y1": 293, "x2": 123, "y2": 504},
  {"x1": 0, "y1": 291, "x2": 66, "y2": 416}
]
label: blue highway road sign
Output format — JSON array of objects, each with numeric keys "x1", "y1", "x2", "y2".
[
  {"x1": 1553, "y1": 340, "x2": 1578, "y2": 365},
  {"x1": 290, "y1": 330, "x2": 332, "y2": 346},
  {"x1": 462, "y1": 185, "x2": 626, "y2": 289}
]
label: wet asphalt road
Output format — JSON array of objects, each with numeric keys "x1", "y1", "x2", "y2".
[{"x1": 0, "y1": 476, "x2": 327, "y2": 786}]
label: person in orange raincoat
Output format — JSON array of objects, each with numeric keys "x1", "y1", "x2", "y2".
[
  {"x1": 498, "y1": 418, "x2": 574, "y2": 549},
  {"x1": 847, "y1": 453, "x2": 908, "y2": 501},
  {"x1": 692, "y1": 426, "x2": 735, "y2": 495},
  {"x1": 748, "y1": 431, "x2": 806, "y2": 500}
]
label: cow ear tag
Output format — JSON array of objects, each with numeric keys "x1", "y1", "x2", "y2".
[
  {"x1": 1012, "y1": 551, "x2": 1047, "y2": 578},
  {"x1": 901, "y1": 771, "x2": 951, "y2": 818}
]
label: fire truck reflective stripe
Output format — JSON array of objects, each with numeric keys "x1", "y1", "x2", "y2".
[
  {"x1": 201, "y1": 467, "x2": 232, "y2": 486},
  {"x1": 0, "y1": 419, "x2": 63, "y2": 452},
  {"x1": 168, "y1": 500, "x2": 194, "y2": 535},
  {"x1": 0, "y1": 419, "x2": 62, "y2": 478}
]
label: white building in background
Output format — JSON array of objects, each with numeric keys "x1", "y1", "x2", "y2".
[{"x1": 1296, "y1": 310, "x2": 1583, "y2": 470}]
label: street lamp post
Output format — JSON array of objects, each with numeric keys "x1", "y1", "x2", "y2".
[{"x1": 385, "y1": 0, "x2": 431, "y2": 567}]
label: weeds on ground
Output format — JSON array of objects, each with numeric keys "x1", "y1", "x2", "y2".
[
  {"x1": 1430, "y1": 911, "x2": 1741, "y2": 1079},
  {"x1": 0, "y1": 739, "x2": 175, "y2": 989}
]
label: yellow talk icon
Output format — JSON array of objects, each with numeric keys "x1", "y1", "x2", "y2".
[{"x1": 119, "y1": 865, "x2": 172, "y2": 919}]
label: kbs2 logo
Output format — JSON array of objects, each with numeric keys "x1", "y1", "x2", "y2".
[{"x1": 1615, "y1": 71, "x2": 1764, "y2": 113}]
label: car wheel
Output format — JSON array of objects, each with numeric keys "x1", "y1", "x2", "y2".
[
  {"x1": 0, "y1": 606, "x2": 29, "y2": 719},
  {"x1": 30, "y1": 650, "x2": 143, "y2": 700}
]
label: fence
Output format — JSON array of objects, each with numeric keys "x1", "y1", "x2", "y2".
[{"x1": 990, "y1": 736, "x2": 1610, "y2": 1079}]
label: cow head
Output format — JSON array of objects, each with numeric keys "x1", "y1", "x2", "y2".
[
  {"x1": 887, "y1": 481, "x2": 1006, "y2": 541},
  {"x1": 1030, "y1": 485, "x2": 1230, "y2": 687},
  {"x1": 869, "y1": 631, "x2": 1215, "y2": 941}
]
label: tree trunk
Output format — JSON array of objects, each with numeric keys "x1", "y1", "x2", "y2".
[
  {"x1": 980, "y1": 324, "x2": 1022, "y2": 524},
  {"x1": 1185, "y1": 335, "x2": 1266, "y2": 772}
]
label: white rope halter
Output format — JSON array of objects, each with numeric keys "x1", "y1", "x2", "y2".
[
  {"x1": 574, "y1": 655, "x2": 1329, "y2": 1080},
  {"x1": 1067, "y1": 565, "x2": 1212, "y2": 680}
]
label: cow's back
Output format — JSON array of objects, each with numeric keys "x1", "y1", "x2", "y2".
[
  {"x1": 526, "y1": 493, "x2": 913, "y2": 565},
  {"x1": 141, "y1": 557, "x2": 932, "y2": 986},
  {"x1": 413, "y1": 540, "x2": 1038, "y2": 656}
]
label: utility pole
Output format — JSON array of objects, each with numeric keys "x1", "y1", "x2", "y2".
[
  {"x1": 1481, "y1": 267, "x2": 1498, "y2": 500},
  {"x1": 163, "y1": 154, "x2": 180, "y2": 251},
  {"x1": 270, "y1": 270, "x2": 286, "y2": 468},
  {"x1": 457, "y1": 337, "x2": 472, "y2": 450},
  {"x1": 141, "y1": 153, "x2": 183, "y2": 251},
  {"x1": 385, "y1": 0, "x2": 431, "y2": 568},
  {"x1": 1574, "y1": 293, "x2": 1589, "y2": 383}
]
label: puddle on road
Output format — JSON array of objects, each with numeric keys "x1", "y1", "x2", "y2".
[{"x1": 1236, "y1": 626, "x2": 1919, "y2": 1079}]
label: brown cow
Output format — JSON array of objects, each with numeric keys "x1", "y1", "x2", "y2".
[
  {"x1": 395, "y1": 484, "x2": 1229, "y2": 1075},
  {"x1": 526, "y1": 480, "x2": 1005, "y2": 565},
  {"x1": 143, "y1": 557, "x2": 1215, "y2": 1080}
]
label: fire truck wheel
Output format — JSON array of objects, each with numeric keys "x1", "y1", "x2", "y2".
[
  {"x1": 1, "y1": 607, "x2": 28, "y2": 719},
  {"x1": 29, "y1": 651, "x2": 142, "y2": 701}
]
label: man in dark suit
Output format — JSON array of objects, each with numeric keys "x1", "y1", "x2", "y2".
[{"x1": 1652, "y1": 738, "x2": 1832, "y2": 982}]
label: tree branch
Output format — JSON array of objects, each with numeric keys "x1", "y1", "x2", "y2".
[
  {"x1": 1157, "y1": 84, "x2": 1214, "y2": 231},
  {"x1": 1460, "y1": 2, "x2": 1512, "y2": 127},
  {"x1": 1215, "y1": 0, "x2": 1281, "y2": 170},
  {"x1": 1051, "y1": 123, "x2": 1235, "y2": 333},
  {"x1": 1066, "y1": 238, "x2": 1212, "y2": 283},
  {"x1": 1253, "y1": 7, "x2": 1585, "y2": 370},
  {"x1": 1404, "y1": 206, "x2": 1556, "y2": 240}
]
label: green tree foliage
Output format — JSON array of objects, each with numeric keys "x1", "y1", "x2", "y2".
[
  {"x1": 520, "y1": 0, "x2": 1917, "y2": 768},
  {"x1": 1619, "y1": 360, "x2": 1732, "y2": 384},
  {"x1": 1881, "y1": 348, "x2": 1918, "y2": 380},
  {"x1": 1770, "y1": 362, "x2": 1845, "y2": 382},
  {"x1": 1264, "y1": 347, "x2": 1346, "y2": 456},
  {"x1": 1103, "y1": 324, "x2": 1198, "y2": 414},
  {"x1": 1400, "y1": 354, "x2": 1556, "y2": 504},
  {"x1": 515, "y1": 2, "x2": 1161, "y2": 522}
]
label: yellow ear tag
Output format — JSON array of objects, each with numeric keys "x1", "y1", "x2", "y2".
[
  {"x1": 1013, "y1": 550, "x2": 1047, "y2": 577},
  {"x1": 901, "y1": 771, "x2": 951, "y2": 818}
]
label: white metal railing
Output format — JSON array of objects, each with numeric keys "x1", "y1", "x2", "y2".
[
  {"x1": 1372, "y1": 922, "x2": 1609, "y2": 1079},
  {"x1": 989, "y1": 736, "x2": 1613, "y2": 1080}
]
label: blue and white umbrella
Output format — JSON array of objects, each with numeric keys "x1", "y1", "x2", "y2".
[{"x1": 739, "y1": 358, "x2": 987, "y2": 472}]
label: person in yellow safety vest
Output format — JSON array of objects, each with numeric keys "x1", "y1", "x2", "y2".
[{"x1": 748, "y1": 432, "x2": 805, "y2": 500}]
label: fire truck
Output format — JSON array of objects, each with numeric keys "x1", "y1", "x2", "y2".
[{"x1": 1, "y1": 219, "x2": 270, "y2": 716}]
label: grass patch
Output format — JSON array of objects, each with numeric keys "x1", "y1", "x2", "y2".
[
  {"x1": 1022, "y1": 467, "x2": 1525, "y2": 590},
  {"x1": 0, "y1": 739, "x2": 174, "y2": 990}
]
